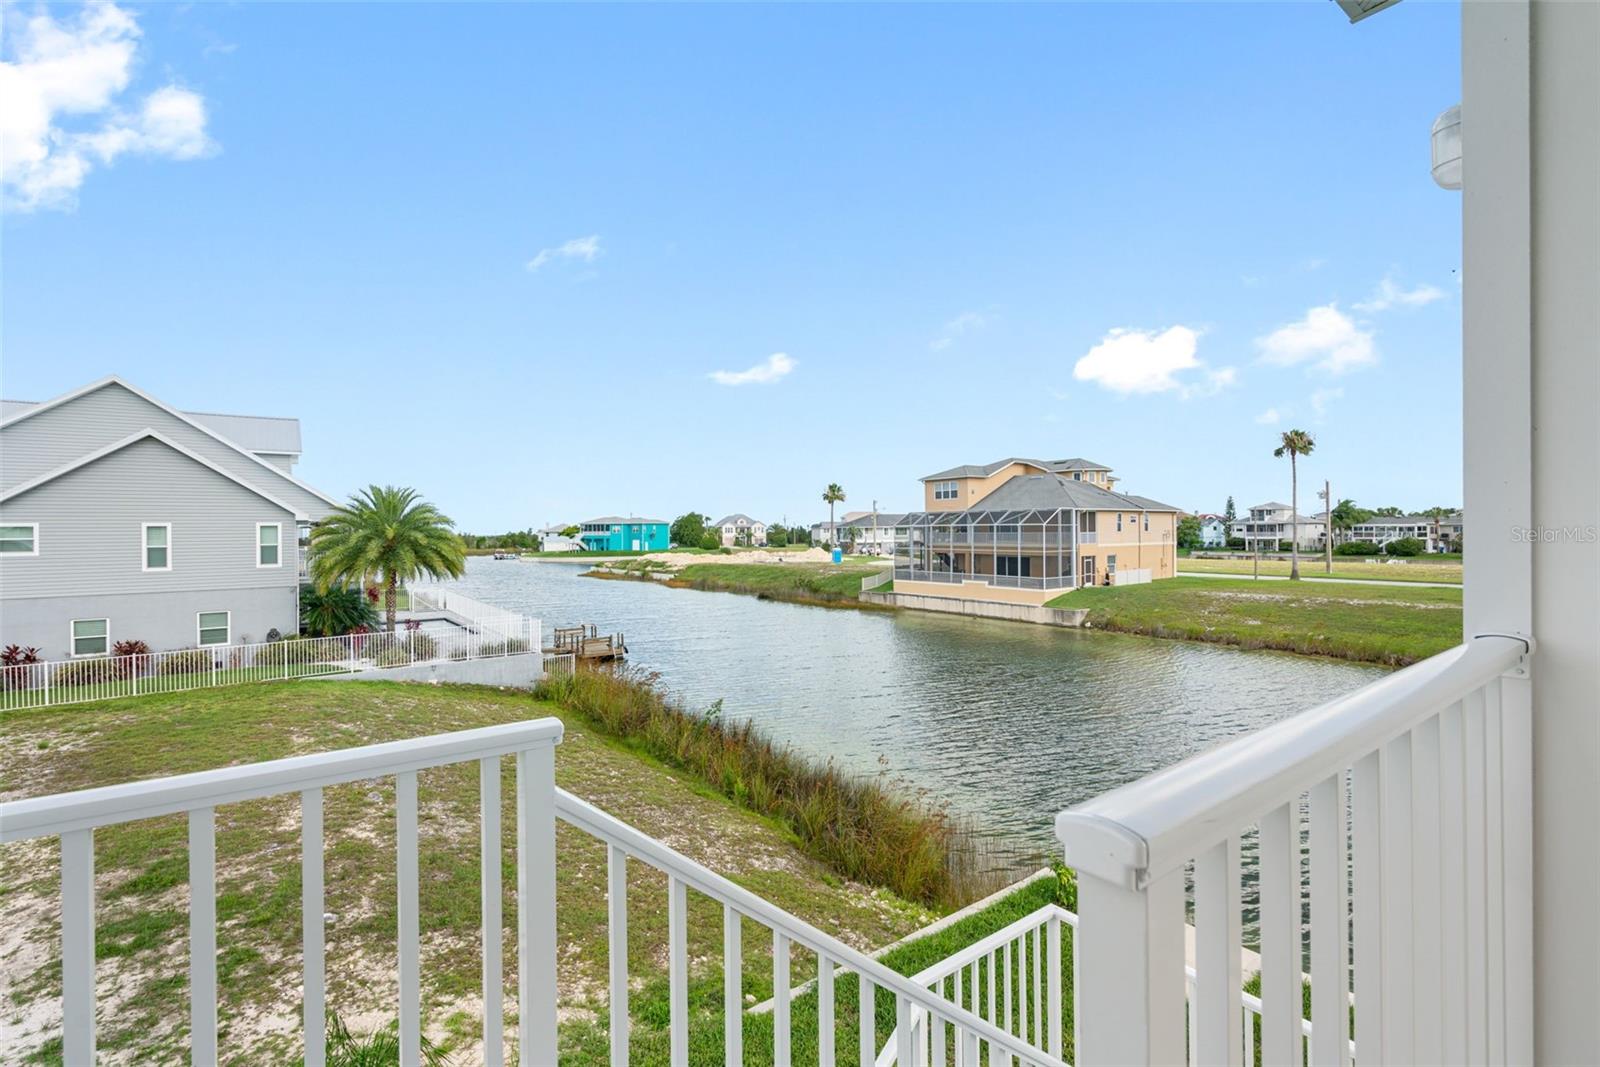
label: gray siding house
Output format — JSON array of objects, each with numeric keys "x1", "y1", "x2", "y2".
[{"x1": 0, "y1": 378, "x2": 339, "y2": 659}]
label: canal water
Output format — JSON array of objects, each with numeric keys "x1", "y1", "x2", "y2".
[{"x1": 446, "y1": 557, "x2": 1387, "y2": 859}]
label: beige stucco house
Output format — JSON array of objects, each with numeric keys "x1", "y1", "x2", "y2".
[{"x1": 891, "y1": 456, "x2": 1179, "y2": 605}]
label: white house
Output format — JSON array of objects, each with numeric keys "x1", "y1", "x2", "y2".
[
  {"x1": 712, "y1": 513, "x2": 767, "y2": 547},
  {"x1": 1349, "y1": 514, "x2": 1440, "y2": 552},
  {"x1": 812, "y1": 510, "x2": 903, "y2": 555},
  {"x1": 1233, "y1": 502, "x2": 1327, "y2": 552},
  {"x1": 535, "y1": 526, "x2": 583, "y2": 552},
  {"x1": 1197, "y1": 514, "x2": 1228, "y2": 548}
]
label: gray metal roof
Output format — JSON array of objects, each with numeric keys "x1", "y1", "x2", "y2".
[
  {"x1": 713, "y1": 514, "x2": 762, "y2": 526},
  {"x1": 919, "y1": 456, "x2": 1111, "y2": 482},
  {"x1": 582, "y1": 516, "x2": 669, "y2": 525},
  {"x1": 897, "y1": 474, "x2": 1177, "y2": 520},
  {"x1": 1249, "y1": 501, "x2": 1294, "y2": 511},
  {"x1": 2, "y1": 398, "x2": 303, "y2": 455}
]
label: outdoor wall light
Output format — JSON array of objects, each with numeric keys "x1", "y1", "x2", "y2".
[{"x1": 1432, "y1": 104, "x2": 1463, "y2": 189}]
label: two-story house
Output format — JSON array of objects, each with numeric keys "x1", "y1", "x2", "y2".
[
  {"x1": 577, "y1": 517, "x2": 669, "y2": 552},
  {"x1": 811, "y1": 511, "x2": 904, "y2": 555},
  {"x1": 892, "y1": 456, "x2": 1179, "y2": 605},
  {"x1": 1197, "y1": 514, "x2": 1229, "y2": 548},
  {"x1": 1349, "y1": 514, "x2": 1442, "y2": 552},
  {"x1": 0, "y1": 377, "x2": 339, "y2": 659},
  {"x1": 713, "y1": 514, "x2": 767, "y2": 547},
  {"x1": 1232, "y1": 501, "x2": 1328, "y2": 552}
]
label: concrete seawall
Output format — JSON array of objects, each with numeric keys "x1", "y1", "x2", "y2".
[{"x1": 860, "y1": 590, "x2": 1088, "y2": 628}]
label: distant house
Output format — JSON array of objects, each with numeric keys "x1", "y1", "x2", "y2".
[
  {"x1": 1233, "y1": 502, "x2": 1327, "y2": 552},
  {"x1": 1197, "y1": 515, "x2": 1229, "y2": 548},
  {"x1": 578, "y1": 517, "x2": 669, "y2": 553},
  {"x1": 713, "y1": 514, "x2": 767, "y2": 547},
  {"x1": 1435, "y1": 510, "x2": 1464, "y2": 551},
  {"x1": 536, "y1": 526, "x2": 583, "y2": 552},
  {"x1": 0, "y1": 376, "x2": 339, "y2": 659},
  {"x1": 1349, "y1": 514, "x2": 1443, "y2": 553},
  {"x1": 891, "y1": 455, "x2": 1180, "y2": 605}
]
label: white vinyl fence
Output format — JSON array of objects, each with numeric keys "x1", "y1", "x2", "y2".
[{"x1": 2, "y1": 617, "x2": 557, "y2": 712}]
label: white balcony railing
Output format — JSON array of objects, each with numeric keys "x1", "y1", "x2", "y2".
[
  {"x1": 3, "y1": 721, "x2": 1063, "y2": 1066},
  {"x1": 1056, "y1": 634, "x2": 1533, "y2": 1066}
]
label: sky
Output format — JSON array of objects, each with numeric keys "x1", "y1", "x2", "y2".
[{"x1": 1, "y1": 2, "x2": 1464, "y2": 531}]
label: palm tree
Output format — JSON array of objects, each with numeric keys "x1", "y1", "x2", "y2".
[
  {"x1": 1273, "y1": 430, "x2": 1316, "y2": 580},
  {"x1": 821, "y1": 483, "x2": 846, "y2": 547},
  {"x1": 309, "y1": 485, "x2": 467, "y2": 631}
]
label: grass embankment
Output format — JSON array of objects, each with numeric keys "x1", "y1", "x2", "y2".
[
  {"x1": 598, "y1": 561, "x2": 890, "y2": 608},
  {"x1": 1047, "y1": 576, "x2": 1461, "y2": 666},
  {"x1": 0, "y1": 678, "x2": 1010, "y2": 1063},
  {"x1": 1179, "y1": 556, "x2": 1462, "y2": 584}
]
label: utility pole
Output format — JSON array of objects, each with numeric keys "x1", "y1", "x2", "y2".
[{"x1": 1320, "y1": 480, "x2": 1333, "y2": 574}]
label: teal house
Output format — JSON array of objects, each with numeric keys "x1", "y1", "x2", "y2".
[{"x1": 578, "y1": 516, "x2": 670, "y2": 552}]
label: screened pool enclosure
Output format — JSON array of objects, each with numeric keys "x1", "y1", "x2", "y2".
[{"x1": 892, "y1": 508, "x2": 1092, "y2": 591}]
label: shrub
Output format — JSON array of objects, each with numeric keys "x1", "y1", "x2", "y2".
[
  {"x1": 1225, "y1": 537, "x2": 1246, "y2": 549},
  {"x1": 325, "y1": 1012, "x2": 448, "y2": 1067},
  {"x1": 532, "y1": 667, "x2": 1007, "y2": 908},
  {"x1": 1335, "y1": 541, "x2": 1381, "y2": 556},
  {"x1": 1, "y1": 645, "x2": 43, "y2": 691},
  {"x1": 158, "y1": 648, "x2": 215, "y2": 675},
  {"x1": 265, "y1": 628, "x2": 283, "y2": 643},
  {"x1": 698, "y1": 531, "x2": 721, "y2": 551},
  {"x1": 1385, "y1": 537, "x2": 1425, "y2": 557},
  {"x1": 52, "y1": 658, "x2": 125, "y2": 688}
]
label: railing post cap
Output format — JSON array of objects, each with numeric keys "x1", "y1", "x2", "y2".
[{"x1": 1053, "y1": 810, "x2": 1148, "y2": 891}]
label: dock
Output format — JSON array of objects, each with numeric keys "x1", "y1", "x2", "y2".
[{"x1": 546, "y1": 623, "x2": 628, "y2": 662}]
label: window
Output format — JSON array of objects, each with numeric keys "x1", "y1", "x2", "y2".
[
  {"x1": 1116, "y1": 513, "x2": 1123, "y2": 532},
  {"x1": 0, "y1": 524, "x2": 38, "y2": 555},
  {"x1": 1144, "y1": 513, "x2": 1150, "y2": 532},
  {"x1": 198, "y1": 611, "x2": 230, "y2": 646},
  {"x1": 257, "y1": 523, "x2": 281, "y2": 567},
  {"x1": 1108, "y1": 553, "x2": 1118, "y2": 575},
  {"x1": 1073, "y1": 472, "x2": 1082, "y2": 480},
  {"x1": 71, "y1": 618, "x2": 108, "y2": 657},
  {"x1": 933, "y1": 480, "x2": 959, "y2": 501},
  {"x1": 1078, "y1": 512, "x2": 1097, "y2": 533},
  {"x1": 143, "y1": 523, "x2": 171, "y2": 571},
  {"x1": 996, "y1": 556, "x2": 1032, "y2": 577}
]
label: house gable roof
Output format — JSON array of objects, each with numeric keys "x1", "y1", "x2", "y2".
[
  {"x1": 0, "y1": 429, "x2": 307, "y2": 519},
  {"x1": 0, "y1": 376, "x2": 337, "y2": 509},
  {"x1": 944, "y1": 474, "x2": 1179, "y2": 514},
  {"x1": 920, "y1": 456, "x2": 1113, "y2": 482},
  {"x1": 714, "y1": 514, "x2": 762, "y2": 527}
]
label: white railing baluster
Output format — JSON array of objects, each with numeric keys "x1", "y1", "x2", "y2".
[
  {"x1": 606, "y1": 844, "x2": 628, "y2": 1067},
  {"x1": 1047, "y1": 914, "x2": 1062, "y2": 1061},
  {"x1": 517, "y1": 744, "x2": 559, "y2": 1067},
  {"x1": 1463, "y1": 686, "x2": 1489, "y2": 1064},
  {"x1": 397, "y1": 770, "x2": 421, "y2": 1063},
  {"x1": 1195, "y1": 836, "x2": 1243, "y2": 1067},
  {"x1": 932, "y1": 978, "x2": 946, "y2": 1067},
  {"x1": 952, "y1": 967, "x2": 964, "y2": 1067},
  {"x1": 896, "y1": 993, "x2": 914, "y2": 1067},
  {"x1": 61, "y1": 828, "x2": 96, "y2": 1066},
  {"x1": 774, "y1": 931, "x2": 792, "y2": 1067},
  {"x1": 302, "y1": 788, "x2": 325, "y2": 1067},
  {"x1": 1260, "y1": 801, "x2": 1303, "y2": 1067},
  {"x1": 1382, "y1": 733, "x2": 1415, "y2": 1064},
  {"x1": 985, "y1": 950, "x2": 997, "y2": 1061},
  {"x1": 1017, "y1": 934, "x2": 1028, "y2": 1051},
  {"x1": 723, "y1": 905, "x2": 742, "y2": 1067},
  {"x1": 1351, "y1": 748, "x2": 1386, "y2": 1066},
  {"x1": 1439, "y1": 702, "x2": 1468, "y2": 1065},
  {"x1": 1411, "y1": 718, "x2": 1444, "y2": 1065},
  {"x1": 668, "y1": 876, "x2": 688, "y2": 1067},
  {"x1": 1498, "y1": 668, "x2": 1535, "y2": 1067},
  {"x1": 481, "y1": 758, "x2": 505, "y2": 1067},
  {"x1": 1004, "y1": 939, "x2": 1014, "y2": 1051},
  {"x1": 1031, "y1": 925, "x2": 1042, "y2": 1049},
  {"x1": 818, "y1": 952, "x2": 835, "y2": 1066},
  {"x1": 1309, "y1": 775, "x2": 1351, "y2": 1067},
  {"x1": 189, "y1": 808, "x2": 218, "y2": 1065},
  {"x1": 860, "y1": 976, "x2": 875, "y2": 1067},
  {"x1": 1483, "y1": 679, "x2": 1507, "y2": 1064}
]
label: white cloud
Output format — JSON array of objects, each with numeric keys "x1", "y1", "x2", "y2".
[
  {"x1": 1254, "y1": 408, "x2": 1281, "y2": 425},
  {"x1": 709, "y1": 352, "x2": 795, "y2": 386},
  {"x1": 1353, "y1": 274, "x2": 1447, "y2": 313},
  {"x1": 1256, "y1": 304, "x2": 1376, "y2": 375},
  {"x1": 526, "y1": 234, "x2": 602, "y2": 271},
  {"x1": 0, "y1": 3, "x2": 214, "y2": 212},
  {"x1": 1072, "y1": 325, "x2": 1234, "y2": 399},
  {"x1": 1310, "y1": 386, "x2": 1344, "y2": 419},
  {"x1": 930, "y1": 311, "x2": 986, "y2": 351}
]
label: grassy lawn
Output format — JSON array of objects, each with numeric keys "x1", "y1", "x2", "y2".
[
  {"x1": 0, "y1": 681, "x2": 968, "y2": 1064},
  {"x1": 1047, "y1": 577, "x2": 1462, "y2": 666},
  {"x1": 1179, "y1": 556, "x2": 1462, "y2": 584},
  {"x1": 669, "y1": 562, "x2": 890, "y2": 606}
]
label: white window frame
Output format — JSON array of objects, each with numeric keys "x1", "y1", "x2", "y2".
[
  {"x1": 0, "y1": 523, "x2": 39, "y2": 556},
  {"x1": 197, "y1": 610, "x2": 231, "y2": 647},
  {"x1": 70, "y1": 618, "x2": 110, "y2": 658},
  {"x1": 142, "y1": 522, "x2": 172, "y2": 572},
  {"x1": 256, "y1": 522, "x2": 282, "y2": 568},
  {"x1": 933, "y1": 480, "x2": 959, "y2": 501}
]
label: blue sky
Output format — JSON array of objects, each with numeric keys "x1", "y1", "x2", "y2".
[{"x1": 2, "y1": 2, "x2": 1463, "y2": 531}]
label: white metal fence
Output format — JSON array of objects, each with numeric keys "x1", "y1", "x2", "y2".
[
  {"x1": 1057, "y1": 634, "x2": 1533, "y2": 1066},
  {"x1": 2, "y1": 617, "x2": 554, "y2": 712}
]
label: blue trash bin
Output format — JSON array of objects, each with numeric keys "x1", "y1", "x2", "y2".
[{"x1": 831, "y1": 548, "x2": 843, "y2": 564}]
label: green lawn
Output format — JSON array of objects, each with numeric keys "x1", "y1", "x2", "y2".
[
  {"x1": 1179, "y1": 555, "x2": 1462, "y2": 584},
  {"x1": 1047, "y1": 576, "x2": 1462, "y2": 666},
  {"x1": 0, "y1": 681, "x2": 1043, "y2": 1064},
  {"x1": 669, "y1": 562, "x2": 891, "y2": 606}
]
